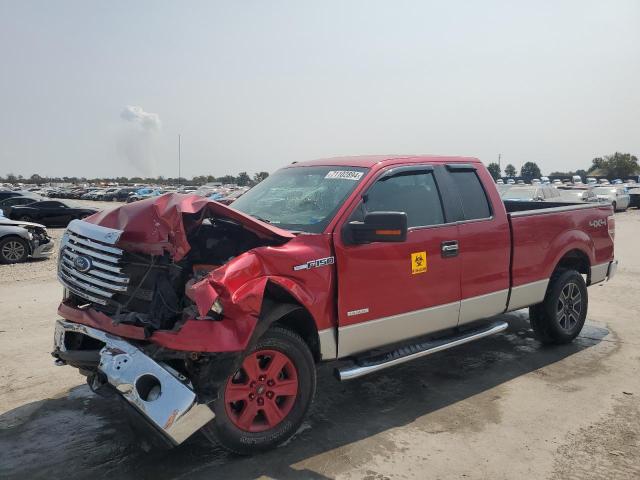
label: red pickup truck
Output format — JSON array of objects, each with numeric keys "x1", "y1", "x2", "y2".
[{"x1": 52, "y1": 155, "x2": 617, "y2": 453}]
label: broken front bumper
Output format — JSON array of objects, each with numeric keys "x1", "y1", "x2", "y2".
[
  {"x1": 53, "y1": 319, "x2": 215, "y2": 445},
  {"x1": 32, "y1": 239, "x2": 54, "y2": 258}
]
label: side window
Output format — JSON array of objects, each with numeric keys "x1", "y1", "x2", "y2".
[
  {"x1": 360, "y1": 171, "x2": 445, "y2": 228},
  {"x1": 449, "y1": 171, "x2": 492, "y2": 220}
]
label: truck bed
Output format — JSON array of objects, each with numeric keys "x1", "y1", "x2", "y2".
[{"x1": 505, "y1": 200, "x2": 614, "y2": 311}]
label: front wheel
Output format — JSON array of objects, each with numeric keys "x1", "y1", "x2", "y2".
[
  {"x1": 202, "y1": 326, "x2": 316, "y2": 454},
  {"x1": 529, "y1": 269, "x2": 588, "y2": 344},
  {"x1": 0, "y1": 236, "x2": 29, "y2": 264}
]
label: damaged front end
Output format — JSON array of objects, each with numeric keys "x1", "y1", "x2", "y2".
[
  {"x1": 53, "y1": 319, "x2": 215, "y2": 445},
  {"x1": 53, "y1": 193, "x2": 311, "y2": 445}
]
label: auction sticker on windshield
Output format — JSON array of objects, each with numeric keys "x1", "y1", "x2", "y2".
[{"x1": 325, "y1": 170, "x2": 364, "y2": 180}]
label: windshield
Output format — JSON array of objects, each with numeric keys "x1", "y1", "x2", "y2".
[
  {"x1": 231, "y1": 166, "x2": 368, "y2": 233},
  {"x1": 593, "y1": 187, "x2": 616, "y2": 195}
]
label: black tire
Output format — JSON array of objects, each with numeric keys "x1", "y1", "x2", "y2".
[
  {"x1": 202, "y1": 326, "x2": 316, "y2": 455},
  {"x1": 0, "y1": 236, "x2": 29, "y2": 264},
  {"x1": 612, "y1": 201, "x2": 617, "y2": 211},
  {"x1": 529, "y1": 269, "x2": 588, "y2": 344}
]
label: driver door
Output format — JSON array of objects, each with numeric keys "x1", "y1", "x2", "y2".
[{"x1": 333, "y1": 166, "x2": 461, "y2": 357}]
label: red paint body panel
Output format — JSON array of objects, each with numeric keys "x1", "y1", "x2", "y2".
[
  {"x1": 510, "y1": 205, "x2": 614, "y2": 286},
  {"x1": 457, "y1": 166, "x2": 511, "y2": 299},
  {"x1": 57, "y1": 156, "x2": 615, "y2": 356},
  {"x1": 334, "y1": 224, "x2": 461, "y2": 326}
]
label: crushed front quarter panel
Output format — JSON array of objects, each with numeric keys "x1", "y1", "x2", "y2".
[{"x1": 59, "y1": 194, "x2": 337, "y2": 354}]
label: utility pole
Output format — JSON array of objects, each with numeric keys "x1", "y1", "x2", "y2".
[
  {"x1": 498, "y1": 153, "x2": 501, "y2": 170},
  {"x1": 178, "y1": 134, "x2": 182, "y2": 187}
]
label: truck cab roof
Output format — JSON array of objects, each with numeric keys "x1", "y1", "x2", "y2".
[{"x1": 289, "y1": 155, "x2": 480, "y2": 169}]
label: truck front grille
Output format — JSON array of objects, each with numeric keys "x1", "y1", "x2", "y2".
[{"x1": 58, "y1": 220, "x2": 128, "y2": 306}]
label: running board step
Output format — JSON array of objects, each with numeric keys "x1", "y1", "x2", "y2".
[{"x1": 335, "y1": 321, "x2": 509, "y2": 381}]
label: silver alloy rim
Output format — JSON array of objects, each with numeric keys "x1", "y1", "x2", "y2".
[
  {"x1": 2, "y1": 241, "x2": 26, "y2": 262},
  {"x1": 556, "y1": 282, "x2": 582, "y2": 330}
]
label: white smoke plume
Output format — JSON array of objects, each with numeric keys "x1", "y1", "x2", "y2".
[
  {"x1": 120, "y1": 105, "x2": 161, "y2": 131},
  {"x1": 117, "y1": 105, "x2": 161, "y2": 176}
]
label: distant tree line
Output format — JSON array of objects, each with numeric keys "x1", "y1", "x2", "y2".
[
  {"x1": 485, "y1": 152, "x2": 639, "y2": 182},
  {"x1": 0, "y1": 171, "x2": 270, "y2": 187}
]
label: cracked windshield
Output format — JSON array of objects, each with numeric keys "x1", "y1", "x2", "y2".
[{"x1": 231, "y1": 166, "x2": 367, "y2": 233}]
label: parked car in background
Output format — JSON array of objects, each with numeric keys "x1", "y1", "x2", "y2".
[
  {"x1": 9, "y1": 200, "x2": 98, "y2": 226},
  {"x1": 217, "y1": 188, "x2": 249, "y2": 205},
  {"x1": 500, "y1": 185, "x2": 562, "y2": 202},
  {"x1": 0, "y1": 190, "x2": 25, "y2": 202},
  {"x1": 628, "y1": 187, "x2": 640, "y2": 209},
  {"x1": 586, "y1": 177, "x2": 597, "y2": 185},
  {"x1": 0, "y1": 195, "x2": 41, "y2": 216},
  {"x1": 540, "y1": 176, "x2": 550, "y2": 184},
  {"x1": 507, "y1": 178, "x2": 515, "y2": 184},
  {"x1": 556, "y1": 187, "x2": 599, "y2": 203},
  {"x1": 93, "y1": 188, "x2": 119, "y2": 201},
  {"x1": 126, "y1": 188, "x2": 163, "y2": 203},
  {"x1": 593, "y1": 186, "x2": 630, "y2": 211},
  {"x1": 552, "y1": 179, "x2": 563, "y2": 186},
  {"x1": 103, "y1": 187, "x2": 138, "y2": 202},
  {"x1": 496, "y1": 178, "x2": 504, "y2": 184},
  {"x1": 0, "y1": 217, "x2": 54, "y2": 264}
]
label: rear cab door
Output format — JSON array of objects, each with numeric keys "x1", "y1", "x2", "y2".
[
  {"x1": 438, "y1": 164, "x2": 511, "y2": 326},
  {"x1": 333, "y1": 164, "x2": 462, "y2": 357}
]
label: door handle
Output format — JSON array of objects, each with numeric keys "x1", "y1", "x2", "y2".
[{"x1": 441, "y1": 240, "x2": 459, "y2": 258}]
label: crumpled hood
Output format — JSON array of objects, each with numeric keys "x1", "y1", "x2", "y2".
[
  {"x1": 84, "y1": 193, "x2": 295, "y2": 261},
  {"x1": 0, "y1": 218, "x2": 46, "y2": 229}
]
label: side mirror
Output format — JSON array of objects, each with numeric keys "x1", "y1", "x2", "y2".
[{"x1": 343, "y1": 211, "x2": 408, "y2": 245}]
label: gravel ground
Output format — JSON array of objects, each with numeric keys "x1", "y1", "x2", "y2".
[{"x1": 0, "y1": 209, "x2": 639, "y2": 480}]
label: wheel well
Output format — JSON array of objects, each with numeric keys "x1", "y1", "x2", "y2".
[
  {"x1": 262, "y1": 282, "x2": 321, "y2": 362},
  {"x1": 555, "y1": 249, "x2": 590, "y2": 281}
]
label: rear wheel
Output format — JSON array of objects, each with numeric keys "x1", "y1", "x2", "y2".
[
  {"x1": 612, "y1": 201, "x2": 617, "y2": 211},
  {"x1": 202, "y1": 326, "x2": 316, "y2": 454},
  {"x1": 529, "y1": 269, "x2": 588, "y2": 344},
  {"x1": 0, "y1": 236, "x2": 29, "y2": 264}
]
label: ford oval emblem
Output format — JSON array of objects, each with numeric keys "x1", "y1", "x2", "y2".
[{"x1": 73, "y1": 255, "x2": 92, "y2": 273}]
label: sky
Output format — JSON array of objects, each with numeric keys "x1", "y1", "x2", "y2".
[{"x1": 0, "y1": 1, "x2": 638, "y2": 179}]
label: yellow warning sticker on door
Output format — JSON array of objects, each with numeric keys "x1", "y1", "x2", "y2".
[{"x1": 411, "y1": 251, "x2": 427, "y2": 274}]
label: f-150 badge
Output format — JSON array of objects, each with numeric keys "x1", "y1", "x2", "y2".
[{"x1": 293, "y1": 256, "x2": 335, "y2": 271}]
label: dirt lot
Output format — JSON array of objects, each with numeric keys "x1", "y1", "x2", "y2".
[{"x1": 1, "y1": 209, "x2": 639, "y2": 480}]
